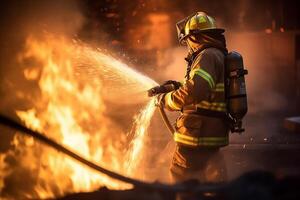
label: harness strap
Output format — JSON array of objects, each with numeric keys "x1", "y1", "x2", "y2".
[{"x1": 195, "y1": 108, "x2": 227, "y2": 119}]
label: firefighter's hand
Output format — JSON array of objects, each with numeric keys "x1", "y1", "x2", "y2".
[{"x1": 154, "y1": 93, "x2": 165, "y2": 107}]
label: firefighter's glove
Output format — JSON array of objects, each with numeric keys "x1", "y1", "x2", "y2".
[
  {"x1": 163, "y1": 80, "x2": 181, "y2": 90},
  {"x1": 154, "y1": 93, "x2": 166, "y2": 107}
]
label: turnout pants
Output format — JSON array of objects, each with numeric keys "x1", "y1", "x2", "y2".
[{"x1": 170, "y1": 145, "x2": 227, "y2": 183}]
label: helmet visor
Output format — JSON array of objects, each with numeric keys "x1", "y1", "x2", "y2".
[{"x1": 176, "y1": 13, "x2": 195, "y2": 45}]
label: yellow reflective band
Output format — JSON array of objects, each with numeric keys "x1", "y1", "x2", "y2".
[
  {"x1": 216, "y1": 83, "x2": 224, "y2": 88},
  {"x1": 196, "y1": 101, "x2": 227, "y2": 112},
  {"x1": 197, "y1": 106, "x2": 226, "y2": 112},
  {"x1": 198, "y1": 101, "x2": 226, "y2": 107},
  {"x1": 165, "y1": 92, "x2": 181, "y2": 110},
  {"x1": 211, "y1": 102, "x2": 226, "y2": 106},
  {"x1": 197, "y1": 105, "x2": 226, "y2": 112},
  {"x1": 198, "y1": 16, "x2": 206, "y2": 23},
  {"x1": 214, "y1": 83, "x2": 224, "y2": 92},
  {"x1": 215, "y1": 88, "x2": 224, "y2": 92},
  {"x1": 200, "y1": 101, "x2": 211, "y2": 106},
  {"x1": 174, "y1": 132, "x2": 228, "y2": 146},
  {"x1": 192, "y1": 68, "x2": 215, "y2": 89}
]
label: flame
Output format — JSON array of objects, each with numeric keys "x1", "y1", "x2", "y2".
[{"x1": 0, "y1": 34, "x2": 158, "y2": 199}]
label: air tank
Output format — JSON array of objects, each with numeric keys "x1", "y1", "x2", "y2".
[{"x1": 225, "y1": 51, "x2": 248, "y2": 132}]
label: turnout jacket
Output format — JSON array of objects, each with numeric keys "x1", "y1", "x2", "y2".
[{"x1": 164, "y1": 47, "x2": 229, "y2": 148}]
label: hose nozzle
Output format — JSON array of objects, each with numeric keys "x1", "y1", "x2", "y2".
[{"x1": 147, "y1": 84, "x2": 176, "y2": 97}]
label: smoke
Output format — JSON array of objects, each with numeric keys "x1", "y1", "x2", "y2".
[
  {"x1": 0, "y1": 1, "x2": 298, "y2": 198},
  {"x1": 0, "y1": 0, "x2": 85, "y2": 115},
  {"x1": 227, "y1": 33, "x2": 290, "y2": 111}
]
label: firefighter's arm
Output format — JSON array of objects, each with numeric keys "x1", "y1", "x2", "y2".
[{"x1": 163, "y1": 50, "x2": 218, "y2": 111}]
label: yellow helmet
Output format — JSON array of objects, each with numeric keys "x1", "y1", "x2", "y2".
[{"x1": 176, "y1": 12, "x2": 224, "y2": 45}]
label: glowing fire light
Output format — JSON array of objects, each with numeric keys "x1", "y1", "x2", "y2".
[{"x1": 0, "y1": 34, "x2": 158, "y2": 199}]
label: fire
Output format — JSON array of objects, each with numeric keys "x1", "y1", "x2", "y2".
[{"x1": 0, "y1": 34, "x2": 158, "y2": 199}]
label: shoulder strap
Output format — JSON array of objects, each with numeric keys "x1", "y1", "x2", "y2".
[{"x1": 184, "y1": 48, "x2": 206, "y2": 79}]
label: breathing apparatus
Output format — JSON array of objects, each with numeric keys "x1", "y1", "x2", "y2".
[{"x1": 148, "y1": 12, "x2": 248, "y2": 134}]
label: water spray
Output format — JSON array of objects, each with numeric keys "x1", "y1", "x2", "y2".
[{"x1": 147, "y1": 83, "x2": 177, "y2": 135}]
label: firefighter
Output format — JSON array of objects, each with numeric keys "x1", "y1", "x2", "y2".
[{"x1": 156, "y1": 12, "x2": 229, "y2": 183}]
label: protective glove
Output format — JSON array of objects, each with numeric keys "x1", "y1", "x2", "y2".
[{"x1": 162, "y1": 80, "x2": 181, "y2": 90}]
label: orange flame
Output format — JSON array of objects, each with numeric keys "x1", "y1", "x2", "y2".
[{"x1": 1, "y1": 34, "x2": 157, "y2": 198}]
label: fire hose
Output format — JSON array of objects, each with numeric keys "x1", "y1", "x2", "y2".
[
  {"x1": 0, "y1": 114, "x2": 181, "y2": 192},
  {"x1": 0, "y1": 82, "x2": 218, "y2": 193},
  {"x1": 0, "y1": 114, "x2": 223, "y2": 194},
  {"x1": 148, "y1": 83, "x2": 177, "y2": 136},
  {"x1": 158, "y1": 103, "x2": 175, "y2": 135}
]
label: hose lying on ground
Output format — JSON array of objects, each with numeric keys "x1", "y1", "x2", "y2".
[{"x1": 0, "y1": 114, "x2": 221, "y2": 193}]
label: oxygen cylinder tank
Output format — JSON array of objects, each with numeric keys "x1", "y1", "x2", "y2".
[{"x1": 225, "y1": 51, "x2": 248, "y2": 133}]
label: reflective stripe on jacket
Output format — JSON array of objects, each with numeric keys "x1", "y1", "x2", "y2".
[
  {"x1": 174, "y1": 132, "x2": 228, "y2": 147},
  {"x1": 163, "y1": 47, "x2": 229, "y2": 148}
]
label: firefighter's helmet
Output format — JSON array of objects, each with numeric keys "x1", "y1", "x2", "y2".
[{"x1": 176, "y1": 12, "x2": 224, "y2": 45}]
